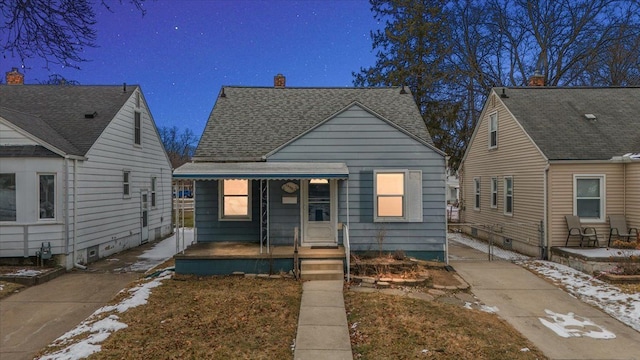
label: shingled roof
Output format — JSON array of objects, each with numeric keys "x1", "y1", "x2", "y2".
[
  {"x1": 497, "y1": 87, "x2": 640, "y2": 160},
  {"x1": 0, "y1": 85, "x2": 137, "y2": 156},
  {"x1": 194, "y1": 86, "x2": 434, "y2": 161}
]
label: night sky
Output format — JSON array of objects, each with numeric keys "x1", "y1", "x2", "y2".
[{"x1": 5, "y1": 0, "x2": 381, "y2": 136}]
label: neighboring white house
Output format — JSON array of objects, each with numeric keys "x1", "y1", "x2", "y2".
[{"x1": 0, "y1": 69, "x2": 172, "y2": 269}]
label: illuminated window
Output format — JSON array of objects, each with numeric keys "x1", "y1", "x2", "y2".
[
  {"x1": 373, "y1": 170, "x2": 423, "y2": 222},
  {"x1": 220, "y1": 179, "x2": 251, "y2": 220},
  {"x1": 39, "y1": 174, "x2": 55, "y2": 219},
  {"x1": 376, "y1": 172, "x2": 404, "y2": 218}
]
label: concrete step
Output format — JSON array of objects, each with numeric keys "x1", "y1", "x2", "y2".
[
  {"x1": 301, "y1": 269, "x2": 344, "y2": 281},
  {"x1": 301, "y1": 259, "x2": 343, "y2": 272}
]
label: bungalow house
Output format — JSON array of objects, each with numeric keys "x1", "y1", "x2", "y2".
[
  {"x1": 458, "y1": 85, "x2": 640, "y2": 258},
  {"x1": 173, "y1": 75, "x2": 447, "y2": 276},
  {"x1": 0, "y1": 68, "x2": 173, "y2": 269}
]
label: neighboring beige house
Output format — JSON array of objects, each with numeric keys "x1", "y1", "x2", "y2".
[{"x1": 458, "y1": 86, "x2": 640, "y2": 258}]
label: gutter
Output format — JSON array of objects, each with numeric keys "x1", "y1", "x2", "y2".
[
  {"x1": 543, "y1": 162, "x2": 550, "y2": 260},
  {"x1": 445, "y1": 156, "x2": 450, "y2": 265}
]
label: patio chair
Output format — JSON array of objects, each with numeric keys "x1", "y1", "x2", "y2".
[
  {"x1": 565, "y1": 215, "x2": 599, "y2": 247},
  {"x1": 607, "y1": 215, "x2": 638, "y2": 246}
]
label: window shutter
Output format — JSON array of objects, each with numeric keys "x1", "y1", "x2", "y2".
[{"x1": 407, "y1": 170, "x2": 423, "y2": 222}]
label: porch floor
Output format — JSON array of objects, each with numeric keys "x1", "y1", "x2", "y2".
[{"x1": 175, "y1": 241, "x2": 345, "y2": 260}]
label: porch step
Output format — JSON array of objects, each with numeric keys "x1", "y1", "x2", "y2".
[{"x1": 300, "y1": 260, "x2": 344, "y2": 281}]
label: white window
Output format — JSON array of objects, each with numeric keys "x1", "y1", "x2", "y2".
[
  {"x1": 489, "y1": 113, "x2": 498, "y2": 148},
  {"x1": 0, "y1": 173, "x2": 16, "y2": 221},
  {"x1": 151, "y1": 177, "x2": 157, "y2": 207},
  {"x1": 219, "y1": 179, "x2": 251, "y2": 220},
  {"x1": 39, "y1": 174, "x2": 55, "y2": 219},
  {"x1": 574, "y1": 175, "x2": 605, "y2": 222},
  {"x1": 123, "y1": 171, "x2": 131, "y2": 197},
  {"x1": 134, "y1": 111, "x2": 141, "y2": 145},
  {"x1": 504, "y1": 176, "x2": 513, "y2": 215},
  {"x1": 491, "y1": 177, "x2": 498, "y2": 208},
  {"x1": 474, "y1": 177, "x2": 481, "y2": 210},
  {"x1": 374, "y1": 170, "x2": 422, "y2": 222}
]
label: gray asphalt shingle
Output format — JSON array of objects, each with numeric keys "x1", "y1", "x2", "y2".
[
  {"x1": 0, "y1": 85, "x2": 136, "y2": 156},
  {"x1": 498, "y1": 87, "x2": 640, "y2": 160},
  {"x1": 195, "y1": 86, "x2": 433, "y2": 160}
]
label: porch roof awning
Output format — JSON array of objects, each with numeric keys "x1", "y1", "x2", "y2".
[{"x1": 173, "y1": 162, "x2": 349, "y2": 180}]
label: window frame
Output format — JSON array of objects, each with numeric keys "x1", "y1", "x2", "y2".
[
  {"x1": 38, "y1": 173, "x2": 56, "y2": 220},
  {"x1": 488, "y1": 112, "x2": 498, "y2": 149},
  {"x1": 134, "y1": 111, "x2": 142, "y2": 146},
  {"x1": 504, "y1": 176, "x2": 513, "y2": 216},
  {"x1": 473, "y1": 177, "x2": 481, "y2": 210},
  {"x1": 219, "y1": 179, "x2": 252, "y2": 221},
  {"x1": 490, "y1": 177, "x2": 498, "y2": 209},
  {"x1": 0, "y1": 173, "x2": 17, "y2": 222},
  {"x1": 573, "y1": 174, "x2": 605, "y2": 222},
  {"x1": 374, "y1": 170, "x2": 407, "y2": 221},
  {"x1": 123, "y1": 170, "x2": 131, "y2": 198},
  {"x1": 151, "y1": 176, "x2": 157, "y2": 208}
]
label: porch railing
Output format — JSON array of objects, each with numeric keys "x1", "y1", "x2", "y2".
[{"x1": 343, "y1": 224, "x2": 350, "y2": 282}]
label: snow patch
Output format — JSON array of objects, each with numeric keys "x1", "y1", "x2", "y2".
[
  {"x1": 539, "y1": 309, "x2": 615, "y2": 339},
  {"x1": 5, "y1": 269, "x2": 44, "y2": 277}
]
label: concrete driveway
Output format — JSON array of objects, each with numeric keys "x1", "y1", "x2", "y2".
[
  {"x1": 449, "y1": 240, "x2": 640, "y2": 360},
  {"x1": 0, "y1": 240, "x2": 163, "y2": 360}
]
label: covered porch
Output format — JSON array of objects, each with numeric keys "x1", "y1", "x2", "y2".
[{"x1": 172, "y1": 161, "x2": 351, "y2": 276}]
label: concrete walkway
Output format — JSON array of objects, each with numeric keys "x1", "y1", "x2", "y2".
[
  {"x1": 294, "y1": 280, "x2": 352, "y2": 360},
  {"x1": 0, "y1": 239, "x2": 165, "y2": 360},
  {"x1": 449, "y1": 240, "x2": 640, "y2": 360}
]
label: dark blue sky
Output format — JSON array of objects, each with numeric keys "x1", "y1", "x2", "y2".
[{"x1": 7, "y1": 0, "x2": 381, "y2": 136}]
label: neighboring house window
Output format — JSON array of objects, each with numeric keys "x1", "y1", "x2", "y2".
[
  {"x1": 504, "y1": 176, "x2": 513, "y2": 215},
  {"x1": 219, "y1": 179, "x2": 251, "y2": 220},
  {"x1": 373, "y1": 170, "x2": 423, "y2": 222},
  {"x1": 151, "y1": 177, "x2": 157, "y2": 207},
  {"x1": 123, "y1": 171, "x2": 131, "y2": 197},
  {"x1": 134, "y1": 111, "x2": 141, "y2": 145},
  {"x1": 136, "y1": 92, "x2": 141, "y2": 108},
  {"x1": 490, "y1": 177, "x2": 498, "y2": 208},
  {"x1": 39, "y1": 174, "x2": 55, "y2": 219},
  {"x1": 0, "y1": 173, "x2": 16, "y2": 221},
  {"x1": 489, "y1": 113, "x2": 498, "y2": 148},
  {"x1": 574, "y1": 175, "x2": 605, "y2": 221},
  {"x1": 474, "y1": 177, "x2": 481, "y2": 210}
]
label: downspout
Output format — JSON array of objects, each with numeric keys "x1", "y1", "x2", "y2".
[
  {"x1": 445, "y1": 156, "x2": 449, "y2": 265},
  {"x1": 73, "y1": 159, "x2": 86, "y2": 269},
  {"x1": 64, "y1": 158, "x2": 69, "y2": 261},
  {"x1": 543, "y1": 162, "x2": 550, "y2": 260}
]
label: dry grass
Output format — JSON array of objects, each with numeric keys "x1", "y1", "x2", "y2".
[
  {"x1": 346, "y1": 291, "x2": 547, "y2": 359},
  {"x1": 88, "y1": 276, "x2": 301, "y2": 360},
  {"x1": 0, "y1": 281, "x2": 24, "y2": 299},
  {"x1": 617, "y1": 283, "x2": 640, "y2": 294}
]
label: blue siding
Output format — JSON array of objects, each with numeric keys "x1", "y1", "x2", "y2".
[
  {"x1": 268, "y1": 105, "x2": 446, "y2": 258},
  {"x1": 268, "y1": 180, "x2": 301, "y2": 245},
  {"x1": 195, "y1": 180, "x2": 260, "y2": 242}
]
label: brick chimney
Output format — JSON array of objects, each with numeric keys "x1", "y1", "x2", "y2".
[
  {"x1": 528, "y1": 71, "x2": 544, "y2": 87},
  {"x1": 274, "y1": 73, "x2": 286, "y2": 88},
  {"x1": 6, "y1": 67, "x2": 24, "y2": 85}
]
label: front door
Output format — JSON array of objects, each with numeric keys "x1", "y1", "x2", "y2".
[
  {"x1": 140, "y1": 191, "x2": 149, "y2": 244},
  {"x1": 302, "y1": 179, "x2": 337, "y2": 246}
]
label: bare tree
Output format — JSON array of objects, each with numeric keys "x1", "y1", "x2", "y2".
[
  {"x1": 0, "y1": 0, "x2": 147, "y2": 70},
  {"x1": 159, "y1": 126, "x2": 199, "y2": 169}
]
